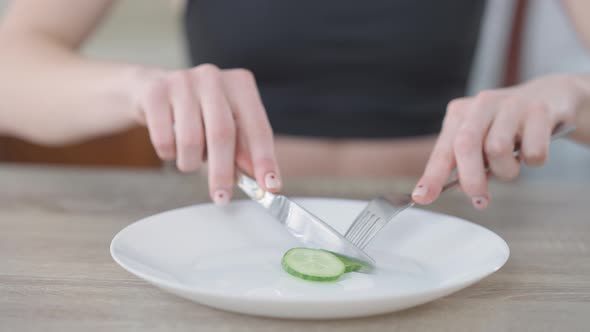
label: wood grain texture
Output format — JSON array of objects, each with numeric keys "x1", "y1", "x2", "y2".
[
  {"x1": 0, "y1": 165, "x2": 588, "y2": 332},
  {"x1": 0, "y1": 127, "x2": 160, "y2": 167}
]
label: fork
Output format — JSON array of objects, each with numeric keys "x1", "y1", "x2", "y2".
[{"x1": 344, "y1": 123, "x2": 576, "y2": 250}]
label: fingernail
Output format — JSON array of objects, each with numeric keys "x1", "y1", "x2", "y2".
[
  {"x1": 213, "y1": 190, "x2": 230, "y2": 206},
  {"x1": 412, "y1": 184, "x2": 428, "y2": 198},
  {"x1": 265, "y1": 172, "x2": 281, "y2": 190},
  {"x1": 472, "y1": 196, "x2": 489, "y2": 210}
]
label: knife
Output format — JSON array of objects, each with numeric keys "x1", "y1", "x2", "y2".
[{"x1": 236, "y1": 173, "x2": 375, "y2": 272}]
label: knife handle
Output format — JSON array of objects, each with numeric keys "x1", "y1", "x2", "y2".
[{"x1": 235, "y1": 172, "x2": 266, "y2": 200}]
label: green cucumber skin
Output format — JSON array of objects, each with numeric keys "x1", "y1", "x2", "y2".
[{"x1": 343, "y1": 262, "x2": 362, "y2": 273}]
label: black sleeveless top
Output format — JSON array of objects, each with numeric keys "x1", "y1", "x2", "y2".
[{"x1": 184, "y1": 1, "x2": 485, "y2": 138}]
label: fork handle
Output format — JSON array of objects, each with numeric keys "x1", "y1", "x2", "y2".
[{"x1": 440, "y1": 123, "x2": 575, "y2": 193}]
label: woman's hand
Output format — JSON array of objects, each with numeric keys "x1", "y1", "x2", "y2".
[
  {"x1": 129, "y1": 64, "x2": 281, "y2": 205},
  {"x1": 412, "y1": 74, "x2": 589, "y2": 209},
  {"x1": 0, "y1": 0, "x2": 280, "y2": 204}
]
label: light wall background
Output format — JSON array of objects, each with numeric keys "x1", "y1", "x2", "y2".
[{"x1": 0, "y1": 0, "x2": 588, "y2": 182}]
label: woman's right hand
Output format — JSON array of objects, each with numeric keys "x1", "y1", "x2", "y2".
[{"x1": 128, "y1": 64, "x2": 281, "y2": 205}]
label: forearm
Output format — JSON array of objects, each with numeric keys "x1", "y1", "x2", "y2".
[
  {"x1": 562, "y1": 0, "x2": 590, "y2": 48},
  {"x1": 0, "y1": 32, "x2": 138, "y2": 145}
]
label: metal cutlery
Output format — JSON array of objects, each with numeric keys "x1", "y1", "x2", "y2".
[
  {"x1": 344, "y1": 123, "x2": 576, "y2": 250},
  {"x1": 236, "y1": 173, "x2": 375, "y2": 272}
]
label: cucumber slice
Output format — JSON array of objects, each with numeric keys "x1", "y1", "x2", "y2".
[
  {"x1": 281, "y1": 248, "x2": 345, "y2": 282},
  {"x1": 328, "y1": 252, "x2": 364, "y2": 273}
]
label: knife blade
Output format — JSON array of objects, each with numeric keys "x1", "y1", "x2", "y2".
[{"x1": 236, "y1": 173, "x2": 375, "y2": 273}]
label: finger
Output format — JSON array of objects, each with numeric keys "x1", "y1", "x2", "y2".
[
  {"x1": 222, "y1": 68, "x2": 281, "y2": 192},
  {"x1": 522, "y1": 104, "x2": 551, "y2": 167},
  {"x1": 143, "y1": 79, "x2": 176, "y2": 160},
  {"x1": 168, "y1": 71, "x2": 205, "y2": 172},
  {"x1": 484, "y1": 100, "x2": 523, "y2": 181},
  {"x1": 456, "y1": 172, "x2": 492, "y2": 192},
  {"x1": 413, "y1": 98, "x2": 467, "y2": 204},
  {"x1": 454, "y1": 91, "x2": 498, "y2": 209},
  {"x1": 234, "y1": 133, "x2": 255, "y2": 176},
  {"x1": 136, "y1": 109, "x2": 147, "y2": 126},
  {"x1": 195, "y1": 64, "x2": 236, "y2": 205}
]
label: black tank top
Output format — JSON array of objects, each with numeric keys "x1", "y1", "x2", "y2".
[{"x1": 184, "y1": 1, "x2": 485, "y2": 138}]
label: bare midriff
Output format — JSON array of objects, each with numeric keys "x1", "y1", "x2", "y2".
[{"x1": 274, "y1": 135, "x2": 437, "y2": 177}]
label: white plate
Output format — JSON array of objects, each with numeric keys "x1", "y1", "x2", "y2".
[{"x1": 111, "y1": 198, "x2": 509, "y2": 319}]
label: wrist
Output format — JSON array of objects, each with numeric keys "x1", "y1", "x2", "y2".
[
  {"x1": 115, "y1": 64, "x2": 149, "y2": 125},
  {"x1": 118, "y1": 64, "x2": 167, "y2": 125},
  {"x1": 571, "y1": 73, "x2": 590, "y2": 106}
]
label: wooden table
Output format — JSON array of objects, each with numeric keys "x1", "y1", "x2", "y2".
[{"x1": 1, "y1": 165, "x2": 588, "y2": 331}]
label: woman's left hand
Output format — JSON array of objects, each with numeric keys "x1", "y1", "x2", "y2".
[{"x1": 412, "y1": 74, "x2": 586, "y2": 209}]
